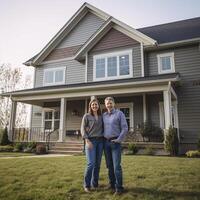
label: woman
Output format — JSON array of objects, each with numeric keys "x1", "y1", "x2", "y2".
[{"x1": 81, "y1": 98, "x2": 104, "y2": 192}]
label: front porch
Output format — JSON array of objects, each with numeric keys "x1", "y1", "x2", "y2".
[{"x1": 9, "y1": 85, "x2": 178, "y2": 144}]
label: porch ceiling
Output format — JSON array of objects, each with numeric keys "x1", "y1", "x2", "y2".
[{"x1": 1, "y1": 73, "x2": 179, "y2": 104}]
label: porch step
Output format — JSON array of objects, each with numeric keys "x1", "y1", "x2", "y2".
[{"x1": 48, "y1": 141, "x2": 84, "y2": 155}]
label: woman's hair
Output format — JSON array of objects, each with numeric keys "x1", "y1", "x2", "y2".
[{"x1": 88, "y1": 98, "x2": 102, "y2": 116}]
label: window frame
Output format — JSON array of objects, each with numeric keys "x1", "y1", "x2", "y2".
[
  {"x1": 157, "y1": 52, "x2": 175, "y2": 74},
  {"x1": 43, "y1": 67, "x2": 66, "y2": 86},
  {"x1": 93, "y1": 49, "x2": 133, "y2": 81},
  {"x1": 42, "y1": 108, "x2": 60, "y2": 131}
]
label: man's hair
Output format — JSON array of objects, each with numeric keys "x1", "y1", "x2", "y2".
[{"x1": 104, "y1": 96, "x2": 115, "y2": 103}]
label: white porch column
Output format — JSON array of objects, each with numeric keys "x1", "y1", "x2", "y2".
[
  {"x1": 58, "y1": 98, "x2": 66, "y2": 142},
  {"x1": 8, "y1": 100, "x2": 17, "y2": 141},
  {"x1": 85, "y1": 99, "x2": 88, "y2": 113},
  {"x1": 163, "y1": 90, "x2": 172, "y2": 129},
  {"x1": 143, "y1": 93, "x2": 147, "y2": 123}
]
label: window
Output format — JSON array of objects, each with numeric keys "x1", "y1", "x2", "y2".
[
  {"x1": 44, "y1": 109, "x2": 60, "y2": 131},
  {"x1": 94, "y1": 50, "x2": 132, "y2": 81},
  {"x1": 44, "y1": 67, "x2": 65, "y2": 86},
  {"x1": 157, "y1": 53, "x2": 175, "y2": 74}
]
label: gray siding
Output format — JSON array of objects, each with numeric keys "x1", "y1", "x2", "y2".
[
  {"x1": 35, "y1": 59, "x2": 85, "y2": 87},
  {"x1": 66, "y1": 100, "x2": 85, "y2": 130},
  {"x1": 87, "y1": 28, "x2": 141, "y2": 82},
  {"x1": 146, "y1": 45, "x2": 200, "y2": 143},
  {"x1": 87, "y1": 45, "x2": 141, "y2": 82},
  {"x1": 31, "y1": 106, "x2": 43, "y2": 128},
  {"x1": 147, "y1": 94, "x2": 163, "y2": 127},
  {"x1": 56, "y1": 12, "x2": 105, "y2": 49},
  {"x1": 31, "y1": 100, "x2": 85, "y2": 130}
]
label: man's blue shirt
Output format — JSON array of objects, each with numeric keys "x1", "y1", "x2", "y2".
[{"x1": 103, "y1": 108, "x2": 128, "y2": 142}]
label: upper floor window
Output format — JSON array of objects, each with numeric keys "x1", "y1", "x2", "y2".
[
  {"x1": 157, "y1": 52, "x2": 175, "y2": 74},
  {"x1": 93, "y1": 50, "x2": 132, "y2": 81},
  {"x1": 43, "y1": 67, "x2": 65, "y2": 86}
]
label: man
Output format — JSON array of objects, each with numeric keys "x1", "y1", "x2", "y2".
[{"x1": 103, "y1": 97, "x2": 128, "y2": 195}]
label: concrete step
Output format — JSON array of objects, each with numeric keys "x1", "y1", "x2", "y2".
[{"x1": 48, "y1": 150, "x2": 83, "y2": 155}]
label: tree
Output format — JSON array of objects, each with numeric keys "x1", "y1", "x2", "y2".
[
  {"x1": 0, "y1": 63, "x2": 32, "y2": 128},
  {"x1": 0, "y1": 127, "x2": 10, "y2": 145}
]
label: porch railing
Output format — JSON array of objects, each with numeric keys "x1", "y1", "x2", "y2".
[
  {"x1": 12, "y1": 127, "x2": 59, "y2": 142},
  {"x1": 125, "y1": 127, "x2": 164, "y2": 143}
]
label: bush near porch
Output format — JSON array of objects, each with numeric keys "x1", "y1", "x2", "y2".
[{"x1": 0, "y1": 156, "x2": 199, "y2": 200}]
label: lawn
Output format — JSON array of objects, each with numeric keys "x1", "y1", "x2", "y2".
[
  {"x1": 0, "y1": 155, "x2": 199, "y2": 200},
  {"x1": 0, "y1": 152, "x2": 34, "y2": 157}
]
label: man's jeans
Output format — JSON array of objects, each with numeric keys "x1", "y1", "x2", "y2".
[
  {"x1": 104, "y1": 140, "x2": 124, "y2": 192},
  {"x1": 84, "y1": 138, "x2": 104, "y2": 188}
]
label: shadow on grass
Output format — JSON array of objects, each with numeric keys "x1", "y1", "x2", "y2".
[{"x1": 126, "y1": 187, "x2": 200, "y2": 198}]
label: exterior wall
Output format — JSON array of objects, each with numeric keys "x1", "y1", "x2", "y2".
[
  {"x1": 56, "y1": 12, "x2": 105, "y2": 49},
  {"x1": 87, "y1": 29, "x2": 141, "y2": 82},
  {"x1": 146, "y1": 94, "x2": 163, "y2": 127},
  {"x1": 31, "y1": 106, "x2": 43, "y2": 128},
  {"x1": 146, "y1": 44, "x2": 200, "y2": 143},
  {"x1": 35, "y1": 59, "x2": 85, "y2": 87},
  {"x1": 66, "y1": 100, "x2": 85, "y2": 130}
]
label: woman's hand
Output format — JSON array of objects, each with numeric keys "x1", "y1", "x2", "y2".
[{"x1": 85, "y1": 139, "x2": 93, "y2": 149}]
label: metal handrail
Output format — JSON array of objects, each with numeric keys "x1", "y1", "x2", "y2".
[{"x1": 45, "y1": 129, "x2": 59, "y2": 150}]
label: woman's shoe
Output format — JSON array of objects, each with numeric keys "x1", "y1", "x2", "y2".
[{"x1": 84, "y1": 187, "x2": 91, "y2": 193}]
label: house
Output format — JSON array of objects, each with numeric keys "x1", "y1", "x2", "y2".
[{"x1": 2, "y1": 2, "x2": 200, "y2": 154}]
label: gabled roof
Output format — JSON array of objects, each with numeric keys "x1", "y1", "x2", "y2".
[
  {"x1": 24, "y1": 2, "x2": 110, "y2": 66},
  {"x1": 75, "y1": 17, "x2": 157, "y2": 60},
  {"x1": 138, "y1": 17, "x2": 200, "y2": 44},
  {"x1": 24, "y1": 2, "x2": 156, "y2": 66}
]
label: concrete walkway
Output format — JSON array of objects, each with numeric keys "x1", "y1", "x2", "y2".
[{"x1": 0, "y1": 154, "x2": 72, "y2": 159}]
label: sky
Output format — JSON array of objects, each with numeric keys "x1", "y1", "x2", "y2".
[{"x1": 0, "y1": 0, "x2": 200, "y2": 77}]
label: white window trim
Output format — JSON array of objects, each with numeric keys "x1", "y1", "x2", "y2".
[
  {"x1": 101, "y1": 102, "x2": 134, "y2": 129},
  {"x1": 157, "y1": 52, "x2": 175, "y2": 74},
  {"x1": 42, "y1": 107, "x2": 60, "y2": 131},
  {"x1": 159, "y1": 101, "x2": 178, "y2": 129},
  {"x1": 43, "y1": 67, "x2": 66, "y2": 86},
  {"x1": 93, "y1": 49, "x2": 133, "y2": 81}
]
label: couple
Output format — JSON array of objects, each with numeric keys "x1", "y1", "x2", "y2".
[{"x1": 81, "y1": 96, "x2": 128, "y2": 195}]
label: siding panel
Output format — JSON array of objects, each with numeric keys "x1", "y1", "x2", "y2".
[
  {"x1": 146, "y1": 45, "x2": 200, "y2": 143},
  {"x1": 56, "y1": 12, "x2": 105, "y2": 49},
  {"x1": 35, "y1": 59, "x2": 85, "y2": 87}
]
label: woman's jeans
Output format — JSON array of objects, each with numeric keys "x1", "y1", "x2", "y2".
[
  {"x1": 104, "y1": 140, "x2": 124, "y2": 192},
  {"x1": 84, "y1": 138, "x2": 104, "y2": 188}
]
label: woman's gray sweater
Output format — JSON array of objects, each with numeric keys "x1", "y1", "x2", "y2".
[{"x1": 81, "y1": 113, "x2": 103, "y2": 139}]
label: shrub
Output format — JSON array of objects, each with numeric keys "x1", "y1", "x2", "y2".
[
  {"x1": 127, "y1": 143, "x2": 138, "y2": 154},
  {"x1": 164, "y1": 126, "x2": 179, "y2": 156},
  {"x1": 143, "y1": 146, "x2": 154, "y2": 155},
  {"x1": 0, "y1": 127, "x2": 10, "y2": 145},
  {"x1": 197, "y1": 138, "x2": 200, "y2": 151},
  {"x1": 36, "y1": 143, "x2": 47, "y2": 155},
  {"x1": 186, "y1": 150, "x2": 200, "y2": 158},
  {"x1": 13, "y1": 142, "x2": 24, "y2": 152},
  {"x1": 0, "y1": 145, "x2": 14, "y2": 152},
  {"x1": 23, "y1": 142, "x2": 37, "y2": 153}
]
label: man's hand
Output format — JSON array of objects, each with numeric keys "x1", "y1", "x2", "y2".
[{"x1": 111, "y1": 139, "x2": 121, "y2": 143}]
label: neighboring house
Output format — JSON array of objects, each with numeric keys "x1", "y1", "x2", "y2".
[{"x1": 2, "y1": 3, "x2": 200, "y2": 153}]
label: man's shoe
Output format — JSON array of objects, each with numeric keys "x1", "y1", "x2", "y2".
[{"x1": 84, "y1": 187, "x2": 91, "y2": 193}]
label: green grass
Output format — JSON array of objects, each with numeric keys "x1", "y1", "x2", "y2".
[
  {"x1": 0, "y1": 155, "x2": 200, "y2": 200},
  {"x1": 0, "y1": 152, "x2": 34, "y2": 157}
]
